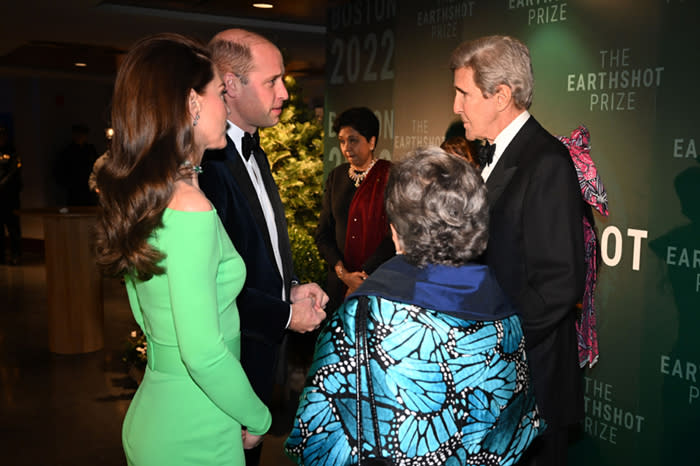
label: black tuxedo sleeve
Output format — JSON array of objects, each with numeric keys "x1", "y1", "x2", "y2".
[{"x1": 518, "y1": 149, "x2": 585, "y2": 348}]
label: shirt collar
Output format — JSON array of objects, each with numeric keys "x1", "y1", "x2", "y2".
[
  {"x1": 481, "y1": 110, "x2": 530, "y2": 181},
  {"x1": 225, "y1": 121, "x2": 246, "y2": 160}
]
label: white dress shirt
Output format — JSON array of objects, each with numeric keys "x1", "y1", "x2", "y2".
[{"x1": 226, "y1": 122, "x2": 286, "y2": 300}]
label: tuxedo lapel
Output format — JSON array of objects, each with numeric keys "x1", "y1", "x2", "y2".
[
  {"x1": 223, "y1": 138, "x2": 280, "y2": 277},
  {"x1": 486, "y1": 162, "x2": 517, "y2": 208},
  {"x1": 252, "y1": 149, "x2": 285, "y2": 233},
  {"x1": 485, "y1": 116, "x2": 538, "y2": 208},
  {"x1": 251, "y1": 148, "x2": 294, "y2": 289}
]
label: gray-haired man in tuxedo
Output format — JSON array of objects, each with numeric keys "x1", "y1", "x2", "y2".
[{"x1": 451, "y1": 35, "x2": 588, "y2": 466}]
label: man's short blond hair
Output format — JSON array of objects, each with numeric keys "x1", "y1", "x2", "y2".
[{"x1": 209, "y1": 29, "x2": 275, "y2": 84}]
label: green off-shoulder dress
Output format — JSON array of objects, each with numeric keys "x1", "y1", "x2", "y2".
[{"x1": 122, "y1": 208, "x2": 271, "y2": 465}]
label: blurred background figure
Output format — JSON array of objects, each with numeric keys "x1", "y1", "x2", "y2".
[
  {"x1": 55, "y1": 124, "x2": 98, "y2": 206},
  {"x1": 442, "y1": 119, "x2": 482, "y2": 170},
  {"x1": 0, "y1": 123, "x2": 22, "y2": 265},
  {"x1": 89, "y1": 128, "x2": 114, "y2": 194},
  {"x1": 88, "y1": 151, "x2": 109, "y2": 194},
  {"x1": 442, "y1": 119, "x2": 480, "y2": 169},
  {"x1": 441, "y1": 135, "x2": 479, "y2": 169},
  {"x1": 315, "y1": 107, "x2": 394, "y2": 314}
]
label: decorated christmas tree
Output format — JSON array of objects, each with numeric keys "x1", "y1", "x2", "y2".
[{"x1": 260, "y1": 75, "x2": 326, "y2": 284}]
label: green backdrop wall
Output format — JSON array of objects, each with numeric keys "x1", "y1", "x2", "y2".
[{"x1": 323, "y1": 1, "x2": 700, "y2": 464}]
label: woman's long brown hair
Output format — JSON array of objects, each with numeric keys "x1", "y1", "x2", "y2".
[{"x1": 94, "y1": 33, "x2": 213, "y2": 280}]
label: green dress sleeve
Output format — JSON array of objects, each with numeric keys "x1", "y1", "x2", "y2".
[
  {"x1": 163, "y1": 209, "x2": 271, "y2": 435},
  {"x1": 124, "y1": 275, "x2": 145, "y2": 331}
]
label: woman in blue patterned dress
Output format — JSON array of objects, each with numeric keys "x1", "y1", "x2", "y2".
[{"x1": 285, "y1": 146, "x2": 543, "y2": 465}]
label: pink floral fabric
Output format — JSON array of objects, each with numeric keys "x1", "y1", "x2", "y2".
[
  {"x1": 559, "y1": 126, "x2": 609, "y2": 217},
  {"x1": 558, "y1": 125, "x2": 608, "y2": 368}
]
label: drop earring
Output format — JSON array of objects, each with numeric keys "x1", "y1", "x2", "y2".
[
  {"x1": 193, "y1": 113, "x2": 200, "y2": 126},
  {"x1": 181, "y1": 160, "x2": 203, "y2": 174}
]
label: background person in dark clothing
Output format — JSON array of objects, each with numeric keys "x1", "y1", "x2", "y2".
[
  {"x1": 0, "y1": 124, "x2": 22, "y2": 265},
  {"x1": 55, "y1": 124, "x2": 98, "y2": 206},
  {"x1": 315, "y1": 107, "x2": 394, "y2": 314}
]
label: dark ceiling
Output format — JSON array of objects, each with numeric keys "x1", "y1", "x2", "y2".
[
  {"x1": 109, "y1": 0, "x2": 333, "y2": 25},
  {"x1": 0, "y1": 1, "x2": 342, "y2": 78}
]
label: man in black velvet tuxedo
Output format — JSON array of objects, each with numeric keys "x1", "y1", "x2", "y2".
[
  {"x1": 450, "y1": 36, "x2": 586, "y2": 466},
  {"x1": 199, "y1": 28, "x2": 328, "y2": 464}
]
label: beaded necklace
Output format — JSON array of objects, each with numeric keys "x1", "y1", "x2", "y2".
[{"x1": 348, "y1": 158, "x2": 377, "y2": 188}]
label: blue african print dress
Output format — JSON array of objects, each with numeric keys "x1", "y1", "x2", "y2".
[{"x1": 285, "y1": 256, "x2": 543, "y2": 466}]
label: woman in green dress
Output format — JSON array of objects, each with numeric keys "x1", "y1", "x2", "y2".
[{"x1": 94, "y1": 33, "x2": 271, "y2": 465}]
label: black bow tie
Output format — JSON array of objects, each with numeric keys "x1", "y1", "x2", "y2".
[
  {"x1": 476, "y1": 141, "x2": 496, "y2": 167},
  {"x1": 242, "y1": 131, "x2": 261, "y2": 161}
]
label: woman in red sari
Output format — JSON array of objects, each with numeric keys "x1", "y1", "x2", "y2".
[{"x1": 315, "y1": 107, "x2": 394, "y2": 314}]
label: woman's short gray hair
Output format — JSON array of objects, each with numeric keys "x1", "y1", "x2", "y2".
[{"x1": 385, "y1": 146, "x2": 489, "y2": 267}]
